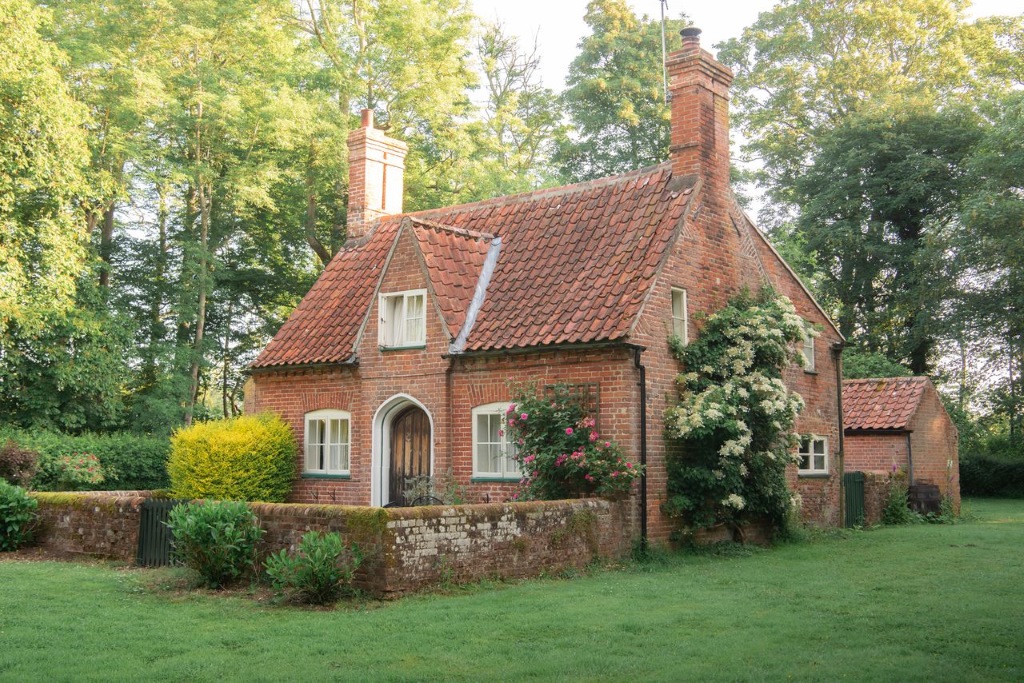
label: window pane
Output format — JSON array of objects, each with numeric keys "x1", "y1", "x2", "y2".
[
  {"x1": 404, "y1": 294, "x2": 425, "y2": 344},
  {"x1": 486, "y1": 414, "x2": 500, "y2": 443},
  {"x1": 503, "y1": 450, "x2": 519, "y2": 477},
  {"x1": 814, "y1": 454, "x2": 825, "y2": 471},
  {"x1": 328, "y1": 444, "x2": 340, "y2": 471},
  {"x1": 339, "y1": 444, "x2": 350, "y2": 471},
  {"x1": 338, "y1": 419, "x2": 349, "y2": 446},
  {"x1": 488, "y1": 444, "x2": 503, "y2": 473},
  {"x1": 813, "y1": 439, "x2": 825, "y2": 455},
  {"x1": 385, "y1": 296, "x2": 403, "y2": 345},
  {"x1": 800, "y1": 454, "x2": 810, "y2": 470}
]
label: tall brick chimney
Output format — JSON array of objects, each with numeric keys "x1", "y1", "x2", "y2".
[
  {"x1": 346, "y1": 109, "x2": 408, "y2": 240},
  {"x1": 666, "y1": 28, "x2": 734, "y2": 192}
]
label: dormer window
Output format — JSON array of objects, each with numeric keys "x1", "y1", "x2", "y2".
[
  {"x1": 380, "y1": 289, "x2": 426, "y2": 348},
  {"x1": 801, "y1": 321, "x2": 816, "y2": 372},
  {"x1": 671, "y1": 288, "x2": 688, "y2": 345}
]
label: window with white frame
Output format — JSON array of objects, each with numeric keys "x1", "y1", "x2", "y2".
[
  {"x1": 472, "y1": 403, "x2": 519, "y2": 480},
  {"x1": 379, "y1": 289, "x2": 426, "y2": 348},
  {"x1": 672, "y1": 287, "x2": 688, "y2": 344},
  {"x1": 304, "y1": 410, "x2": 351, "y2": 475},
  {"x1": 798, "y1": 435, "x2": 827, "y2": 475},
  {"x1": 801, "y1": 321, "x2": 816, "y2": 371}
]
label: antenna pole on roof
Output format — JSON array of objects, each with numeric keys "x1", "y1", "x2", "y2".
[{"x1": 660, "y1": 0, "x2": 669, "y2": 104}]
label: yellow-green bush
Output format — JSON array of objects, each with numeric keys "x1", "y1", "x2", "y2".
[{"x1": 168, "y1": 414, "x2": 296, "y2": 502}]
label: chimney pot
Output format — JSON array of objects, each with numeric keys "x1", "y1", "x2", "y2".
[
  {"x1": 680, "y1": 27, "x2": 702, "y2": 40},
  {"x1": 361, "y1": 108, "x2": 374, "y2": 129}
]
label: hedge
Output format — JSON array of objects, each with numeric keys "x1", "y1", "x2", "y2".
[
  {"x1": 0, "y1": 427, "x2": 170, "y2": 491},
  {"x1": 959, "y1": 455, "x2": 1024, "y2": 499}
]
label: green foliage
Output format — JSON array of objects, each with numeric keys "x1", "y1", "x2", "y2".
[
  {"x1": 665, "y1": 289, "x2": 807, "y2": 532},
  {"x1": 0, "y1": 0, "x2": 91, "y2": 323},
  {"x1": 0, "y1": 427, "x2": 170, "y2": 491},
  {"x1": 166, "y1": 500, "x2": 264, "y2": 588},
  {"x1": 842, "y1": 351, "x2": 913, "y2": 380},
  {"x1": 0, "y1": 440, "x2": 38, "y2": 486},
  {"x1": 881, "y1": 471, "x2": 919, "y2": 525},
  {"x1": 555, "y1": 0, "x2": 689, "y2": 181},
  {"x1": 168, "y1": 414, "x2": 296, "y2": 502},
  {"x1": 34, "y1": 452, "x2": 110, "y2": 492},
  {"x1": 505, "y1": 384, "x2": 642, "y2": 500},
  {"x1": 960, "y1": 455, "x2": 1024, "y2": 499},
  {"x1": 263, "y1": 531, "x2": 363, "y2": 605},
  {"x1": 794, "y1": 104, "x2": 980, "y2": 373},
  {"x1": 0, "y1": 480, "x2": 38, "y2": 551}
]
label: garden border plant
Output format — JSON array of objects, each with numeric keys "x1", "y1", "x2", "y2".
[
  {"x1": 264, "y1": 530, "x2": 364, "y2": 605},
  {"x1": 664, "y1": 287, "x2": 808, "y2": 539},
  {"x1": 504, "y1": 383, "x2": 642, "y2": 500},
  {"x1": 0, "y1": 480, "x2": 39, "y2": 551},
  {"x1": 166, "y1": 500, "x2": 265, "y2": 588}
]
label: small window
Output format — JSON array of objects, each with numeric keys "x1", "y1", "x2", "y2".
[
  {"x1": 671, "y1": 288, "x2": 688, "y2": 345},
  {"x1": 801, "y1": 322, "x2": 815, "y2": 371},
  {"x1": 379, "y1": 289, "x2": 426, "y2": 348},
  {"x1": 472, "y1": 403, "x2": 519, "y2": 480},
  {"x1": 798, "y1": 435, "x2": 828, "y2": 475},
  {"x1": 304, "y1": 410, "x2": 351, "y2": 475}
]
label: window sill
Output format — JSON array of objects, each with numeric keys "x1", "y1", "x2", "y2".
[
  {"x1": 798, "y1": 472, "x2": 830, "y2": 479},
  {"x1": 471, "y1": 476, "x2": 520, "y2": 483},
  {"x1": 379, "y1": 344, "x2": 426, "y2": 351},
  {"x1": 302, "y1": 473, "x2": 352, "y2": 480},
  {"x1": 803, "y1": 369, "x2": 818, "y2": 375}
]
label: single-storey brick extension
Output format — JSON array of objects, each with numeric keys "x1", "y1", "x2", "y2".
[
  {"x1": 844, "y1": 377, "x2": 960, "y2": 511},
  {"x1": 248, "y1": 29, "x2": 845, "y2": 542}
]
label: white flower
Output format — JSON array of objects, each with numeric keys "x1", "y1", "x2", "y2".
[{"x1": 722, "y1": 493, "x2": 745, "y2": 510}]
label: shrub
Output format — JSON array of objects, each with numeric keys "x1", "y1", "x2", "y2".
[
  {"x1": 504, "y1": 384, "x2": 642, "y2": 500},
  {"x1": 0, "y1": 480, "x2": 39, "y2": 551},
  {"x1": 168, "y1": 414, "x2": 297, "y2": 502},
  {"x1": 665, "y1": 289, "x2": 806, "y2": 533},
  {"x1": 35, "y1": 451, "x2": 110, "y2": 491},
  {"x1": 0, "y1": 440, "x2": 39, "y2": 486},
  {"x1": 0, "y1": 427, "x2": 170, "y2": 491},
  {"x1": 264, "y1": 531, "x2": 363, "y2": 604},
  {"x1": 881, "y1": 470, "x2": 920, "y2": 525},
  {"x1": 167, "y1": 500, "x2": 265, "y2": 588},
  {"x1": 960, "y1": 454, "x2": 1024, "y2": 498}
]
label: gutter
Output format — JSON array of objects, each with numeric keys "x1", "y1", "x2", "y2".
[
  {"x1": 831, "y1": 340, "x2": 846, "y2": 528},
  {"x1": 906, "y1": 432, "x2": 915, "y2": 485},
  {"x1": 248, "y1": 357, "x2": 359, "y2": 375},
  {"x1": 442, "y1": 340, "x2": 635, "y2": 361},
  {"x1": 626, "y1": 343, "x2": 649, "y2": 549}
]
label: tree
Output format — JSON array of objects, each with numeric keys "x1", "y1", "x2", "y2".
[
  {"x1": 556, "y1": 0, "x2": 689, "y2": 182},
  {"x1": 0, "y1": 0, "x2": 91, "y2": 322},
  {"x1": 793, "y1": 104, "x2": 980, "y2": 373},
  {"x1": 718, "y1": 0, "x2": 1018, "y2": 223},
  {"x1": 958, "y1": 92, "x2": 1024, "y2": 445}
]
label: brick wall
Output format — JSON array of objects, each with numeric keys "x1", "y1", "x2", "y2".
[
  {"x1": 31, "y1": 492, "x2": 147, "y2": 561},
  {"x1": 908, "y1": 387, "x2": 960, "y2": 511},
  {"x1": 863, "y1": 472, "x2": 889, "y2": 526},
  {"x1": 29, "y1": 494, "x2": 633, "y2": 597}
]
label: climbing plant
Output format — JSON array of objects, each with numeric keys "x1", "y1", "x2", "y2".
[{"x1": 664, "y1": 289, "x2": 809, "y2": 534}]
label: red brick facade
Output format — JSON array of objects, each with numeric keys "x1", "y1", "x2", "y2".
[
  {"x1": 845, "y1": 379, "x2": 960, "y2": 510},
  {"x1": 249, "y1": 30, "x2": 845, "y2": 542}
]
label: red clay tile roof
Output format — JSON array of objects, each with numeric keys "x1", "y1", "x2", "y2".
[
  {"x1": 843, "y1": 377, "x2": 930, "y2": 431},
  {"x1": 253, "y1": 163, "x2": 696, "y2": 368}
]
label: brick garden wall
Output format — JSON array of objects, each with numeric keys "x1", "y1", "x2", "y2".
[
  {"x1": 27, "y1": 494, "x2": 633, "y2": 597},
  {"x1": 31, "y1": 492, "x2": 147, "y2": 561}
]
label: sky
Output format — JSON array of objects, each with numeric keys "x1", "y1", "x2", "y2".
[{"x1": 470, "y1": 0, "x2": 1023, "y2": 89}]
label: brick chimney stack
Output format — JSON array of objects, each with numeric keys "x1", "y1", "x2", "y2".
[
  {"x1": 666, "y1": 28, "x2": 734, "y2": 191},
  {"x1": 346, "y1": 109, "x2": 408, "y2": 241}
]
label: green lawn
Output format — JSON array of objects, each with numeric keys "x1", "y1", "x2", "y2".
[{"x1": 1, "y1": 499, "x2": 1022, "y2": 682}]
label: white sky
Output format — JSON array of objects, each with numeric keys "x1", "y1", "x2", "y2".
[{"x1": 471, "y1": 0, "x2": 1024, "y2": 89}]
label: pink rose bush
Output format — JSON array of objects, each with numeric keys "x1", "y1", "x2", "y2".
[{"x1": 505, "y1": 384, "x2": 642, "y2": 500}]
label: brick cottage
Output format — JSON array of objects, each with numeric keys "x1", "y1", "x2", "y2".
[{"x1": 247, "y1": 29, "x2": 845, "y2": 543}]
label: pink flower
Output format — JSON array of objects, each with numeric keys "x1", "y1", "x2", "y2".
[
  {"x1": 506, "y1": 404, "x2": 516, "y2": 414},
  {"x1": 565, "y1": 427, "x2": 574, "y2": 435},
  {"x1": 604, "y1": 441, "x2": 611, "y2": 448},
  {"x1": 521, "y1": 413, "x2": 528, "y2": 421},
  {"x1": 555, "y1": 454, "x2": 567, "y2": 467},
  {"x1": 498, "y1": 429, "x2": 504, "y2": 437},
  {"x1": 625, "y1": 462, "x2": 633, "y2": 469},
  {"x1": 589, "y1": 431, "x2": 598, "y2": 442},
  {"x1": 524, "y1": 454, "x2": 536, "y2": 464},
  {"x1": 584, "y1": 474, "x2": 594, "y2": 482},
  {"x1": 611, "y1": 471, "x2": 619, "y2": 478}
]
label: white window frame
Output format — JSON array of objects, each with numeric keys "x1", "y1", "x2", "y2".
[
  {"x1": 304, "y1": 409, "x2": 351, "y2": 476},
  {"x1": 379, "y1": 289, "x2": 427, "y2": 348},
  {"x1": 798, "y1": 435, "x2": 828, "y2": 475},
  {"x1": 471, "y1": 402, "x2": 520, "y2": 480},
  {"x1": 801, "y1": 322, "x2": 816, "y2": 371},
  {"x1": 671, "y1": 287, "x2": 688, "y2": 345}
]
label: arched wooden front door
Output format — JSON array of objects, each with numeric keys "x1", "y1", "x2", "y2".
[{"x1": 389, "y1": 406, "x2": 431, "y2": 504}]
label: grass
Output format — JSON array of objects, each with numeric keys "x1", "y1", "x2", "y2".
[{"x1": 1, "y1": 498, "x2": 1023, "y2": 681}]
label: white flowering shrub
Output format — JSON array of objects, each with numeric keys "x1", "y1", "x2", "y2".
[{"x1": 664, "y1": 289, "x2": 811, "y2": 534}]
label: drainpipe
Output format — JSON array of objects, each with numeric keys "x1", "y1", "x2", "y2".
[
  {"x1": 630, "y1": 345, "x2": 649, "y2": 548},
  {"x1": 906, "y1": 432, "x2": 914, "y2": 485},
  {"x1": 831, "y1": 341, "x2": 846, "y2": 528}
]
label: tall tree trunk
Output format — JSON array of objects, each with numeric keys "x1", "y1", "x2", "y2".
[
  {"x1": 184, "y1": 181, "x2": 210, "y2": 427},
  {"x1": 98, "y1": 202, "x2": 115, "y2": 288},
  {"x1": 222, "y1": 300, "x2": 232, "y2": 418}
]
